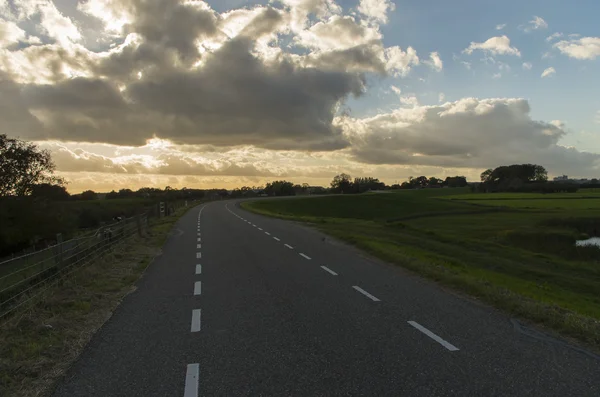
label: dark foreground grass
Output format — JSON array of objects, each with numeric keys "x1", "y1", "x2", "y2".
[
  {"x1": 0, "y1": 205, "x2": 192, "y2": 397},
  {"x1": 242, "y1": 191, "x2": 600, "y2": 350}
]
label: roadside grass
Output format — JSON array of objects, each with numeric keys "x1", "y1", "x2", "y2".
[
  {"x1": 450, "y1": 199, "x2": 600, "y2": 210},
  {"x1": 445, "y1": 191, "x2": 600, "y2": 200},
  {"x1": 0, "y1": 205, "x2": 192, "y2": 397},
  {"x1": 241, "y1": 192, "x2": 600, "y2": 350},
  {"x1": 246, "y1": 188, "x2": 476, "y2": 221}
]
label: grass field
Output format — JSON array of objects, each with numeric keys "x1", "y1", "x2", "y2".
[
  {"x1": 0, "y1": 204, "x2": 193, "y2": 397},
  {"x1": 243, "y1": 189, "x2": 600, "y2": 349},
  {"x1": 456, "y1": 199, "x2": 600, "y2": 209},
  {"x1": 446, "y1": 191, "x2": 600, "y2": 200}
]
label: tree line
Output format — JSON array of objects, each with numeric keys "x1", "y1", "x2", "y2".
[{"x1": 478, "y1": 164, "x2": 579, "y2": 193}]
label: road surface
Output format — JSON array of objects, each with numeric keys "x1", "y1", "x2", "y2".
[{"x1": 53, "y1": 200, "x2": 600, "y2": 396}]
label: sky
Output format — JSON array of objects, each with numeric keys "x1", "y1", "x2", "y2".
[{"x1": 1, "y1": 0, "x2": 599, "y2": 193}]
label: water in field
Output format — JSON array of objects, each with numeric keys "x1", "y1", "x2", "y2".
[{"x1": 576, "y1": 237, "x2": 600, "y2": 248}]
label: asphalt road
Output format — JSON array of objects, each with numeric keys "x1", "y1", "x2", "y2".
[{"x1": 53, "y1": 200, "x2": 600, "y2": 396}]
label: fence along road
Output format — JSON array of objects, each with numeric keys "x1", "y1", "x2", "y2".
[{"x1": 0, "y1": 214, "x2": 147, "y2": 320}]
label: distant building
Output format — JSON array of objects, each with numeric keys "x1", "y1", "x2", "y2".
[{"x1": 552, "y1": 175, "x2": 592, "y2": 184}]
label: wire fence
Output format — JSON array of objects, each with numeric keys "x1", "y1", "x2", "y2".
[{"x1": 0, "y1": 213, "x2": 148, "y2": 321}]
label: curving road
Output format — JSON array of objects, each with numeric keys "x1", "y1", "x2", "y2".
[{"x1": 53, "y1": 200, "x2": 600, "y2": 396}]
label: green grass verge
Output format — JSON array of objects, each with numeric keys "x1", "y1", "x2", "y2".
[
  {"x1": 0, "y1": 204, "x2": 194, "y2": 397},
  {"x1": 446, "y1": 191, "x2": 600, "y2": 200},
  {"x1": 241, "y1": 192, "x2": 600, "y2": 350}
]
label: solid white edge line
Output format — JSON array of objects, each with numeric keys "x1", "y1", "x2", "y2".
[
  {"x1": 352, "y1": 286, "x2": 380, "y2": 301},
  {"x1": 195, "y1": 264, "x2": 201, "y2": 274},
  {"x1": 273, "y1": 237, "x2": 280, "y2": 241},
  {"x1": 320, "y1": 265, "x2": 338, "y2": 276},
  {"x1": 407, "y1": 321, "x2": 460, "y2": 351},
  {"x1": 299, "y1": 253, "x2": 311, "y2": 260},
  {"x1": 265, "y1": 232, "x2": 271, "y2": 235},
  {"x1": 284, "y1": 244, "x2": 293, "y2": 249},
  {"x1": 194, "y1": 281, "x2": 202, "y2": 296},
  {"x1": 184, "y1": 363, "x2": 199, "y2": 397},
  {"x1": 196, "y1": 252, "x2": 201, "y2": 259},
  {"x1": 191, "y1": 309, "x2": 201, "y2": 332}
]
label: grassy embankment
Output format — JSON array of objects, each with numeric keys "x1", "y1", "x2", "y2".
[
  {"x1": 242, "y1": 189, "x2": 600, "y2": 349},
  {"x1": 0, "y1": 204, "x2": 194, "y2": 397}
]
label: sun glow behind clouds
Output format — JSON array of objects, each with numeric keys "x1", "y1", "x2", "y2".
[{"x1": 146, "y1": 138, "x2": 174, "y2": 151}]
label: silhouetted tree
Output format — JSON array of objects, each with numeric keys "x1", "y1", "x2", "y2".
[
  {"x1": 264, "y1": 180, "x2": 295, "y2": 196},
  {"x1": 0, "y1": 134, "x2": 65, "y2": 197},
  {"x1": 30, "y1": 183, "x2": 70, "y2": 201},
  {"x1": 79, "y1": 190, "x2": 98, "y2": 200},
  {"x1": 444, "y1": 176, "x2": 468, "y2": 188},
  {"x1": 331, "y1": 173, "x2": 353, "y2": 193}
]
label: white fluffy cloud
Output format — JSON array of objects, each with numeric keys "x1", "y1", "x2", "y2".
[
  {"x1": 357, "y1": 0, "x2": 396, "y2": 24},
  {"x1": 554, "y1": 37, "x2": 600, "y2": 60},
  {"x1": 424, "y1": 52, "x2": 443, "y2": 72},
  {"x1": 495, "y1": 24, "x2": 506, "y2": 30},
  {"x1": 293, "y1": 15, "x2": 381, "y2": 50},
  {"x1": 546, "y1": 32, "x2": 563, "y2": 42},
  {"x1": 523, "y1": 16, "x2": 548, "y2": 32},
  {"x1": 337, "y1": 98, "x2": 599, "y2": 175},
  {"x1": 463, "y1": 36, "x2": 521, "y2": 57},
  {"x1": 541, "y1": 67, "x2": 556, "y2": 78},
  {"x1": 399, "y1": 95, "x2": 419, "y2": 107},
  {"x1": 384, "y1": 45, "x2": 419, "y2": 76},
  {"x1": 37, "y1": 1, "x2": 82, "y2": 46},
  {"x1": 0, "y1": 19, "x2": 26, "y2": 47},
  {"x1": 522, "y1": 62, "x2": 532, "y2": 70}
]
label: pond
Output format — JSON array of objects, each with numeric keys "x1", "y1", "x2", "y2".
[{"x1": 576, "y1": 237, "x2": 600, "y2": 248}]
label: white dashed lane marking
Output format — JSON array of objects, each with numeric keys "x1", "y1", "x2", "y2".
[
  {"x1": 284, "y1": 244, "x2": 293, "y2": 249},
  {"x1": 352, "y1": 286, "x2": 380, "y2": 302},
  {"x1": 196, "y1": 252, "x2": 202, "y2": 259},
  {"x1": 195, "y1": 264, "x2": 201, "y2": 274},
  {"x1": 190, "y1": 309, "x2": 201, "y2": 332},
  {"x1": 320, "y1": 266, "x2": 338, "y2": 276},
  {"x1": 273, "y1": 237, "x2": 280, "y2": 241},
  {"x1": 408, "y1": 321, "x2": 460, "y2": 351},
  {"x1": 299, "y1": 253, "x2": 311, "y2": 260},
  {"x1": 184, "y1": 363, "x2": 199, "y2": 397},
  {"x1": 194, "y1": 281, "x2": 201, "y2": 296}
]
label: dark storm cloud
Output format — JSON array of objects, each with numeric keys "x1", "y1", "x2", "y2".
[{"x1": 20, "y1": 35, "x2": 364, "y2": 149}]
